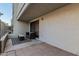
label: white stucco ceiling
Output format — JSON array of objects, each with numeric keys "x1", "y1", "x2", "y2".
[{"x1": 18, "y1": 3, "x2": 69, "y2": 22}]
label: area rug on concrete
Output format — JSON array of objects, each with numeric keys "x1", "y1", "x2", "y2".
[{"x1": 11, "y1": 38, "x2": 31, "y2": 45}]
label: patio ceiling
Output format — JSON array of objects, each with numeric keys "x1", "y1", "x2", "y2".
[{"x1": 18, "y1": 3, "x2": 69, "y2": 22}]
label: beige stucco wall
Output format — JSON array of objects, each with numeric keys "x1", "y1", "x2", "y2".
[
  {"x1": 12, "y1": 21, "x2": 29, "y2": 38},
  {"x1": 32, "y1": 4, "x2": 79, "y2": 55}
]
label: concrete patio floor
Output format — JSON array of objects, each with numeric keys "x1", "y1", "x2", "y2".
[{"x1": 0, "y1": 39, "x2": 77, "y2": 56}]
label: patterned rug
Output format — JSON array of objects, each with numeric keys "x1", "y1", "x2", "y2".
[{"x1": 11, "y1": 38, "x2": 31, "y2": 45}]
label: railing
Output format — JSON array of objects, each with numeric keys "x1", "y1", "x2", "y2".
[
  {"x1": 0, "y1": 30, "x2": 7, "y2": 39},
  {"x1": 0, "y1": 31, "x2": 9, "y2": 54}
]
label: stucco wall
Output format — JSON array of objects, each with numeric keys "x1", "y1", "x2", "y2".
[
  {"x1": 36, "y1": 4, "x2": 79, "y2": 55},
  {"x1": 11, "y1": 3, "x2": 29, "y2": 38},
  {"x1": 10, "y1": 20, "x2": 29, "y2": 38},
  {"x1": 12, "y1": 21, "x2": 29, "y2": 38}
]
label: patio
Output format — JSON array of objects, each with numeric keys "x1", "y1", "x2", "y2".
[{"x1": 0, "y1": 39, "x2": 76, "y2": 56}]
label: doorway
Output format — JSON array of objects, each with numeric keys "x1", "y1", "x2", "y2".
[{"x1": 30, "y1": 20, "x2": 39, "y2": 38}]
